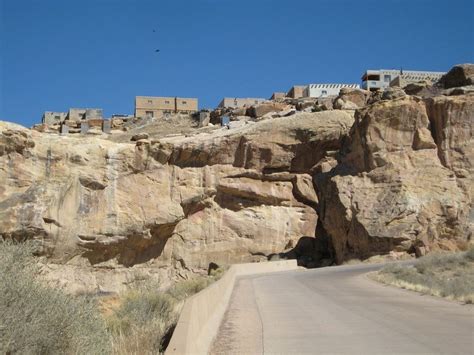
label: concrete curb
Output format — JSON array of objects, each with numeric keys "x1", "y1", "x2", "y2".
[{"x1": 165, "y1": 260, "x2": 299, "y2": 355}]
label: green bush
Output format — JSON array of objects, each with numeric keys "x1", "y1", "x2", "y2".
[{"x1": 0, "y1": 241, "x2": 110, "y2": 354}]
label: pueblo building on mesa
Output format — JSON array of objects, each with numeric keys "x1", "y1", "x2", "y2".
[
  {"x1": 361, "y1": 69, "x2": 445, "y2": 91},
  {"x1": 135, "y1": 96, "x2": 198, "y2": 118}
]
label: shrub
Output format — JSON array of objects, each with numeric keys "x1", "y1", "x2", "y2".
[
  {"x1": 107, "y1": 274, "x2": 219, "y2": 354},
  {"x1": 107, "y1": 284, "x2": 177, "y2": 354},
  {"x1": 166, "y1": 277, "x2": 211, "y2": 301},
  {"x1": 0, "y1": 241, "x2": 110, "y2": 354},
  {"x1": 465, "y1": 246, "x2": 474, "y2": 261},
  {"x1": 374, "y1": 247, "x2": 474, "y2": 303}
]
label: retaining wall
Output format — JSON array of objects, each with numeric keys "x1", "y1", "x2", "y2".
[{"x1": 165, "y1": 260, "x2": 299, "y2": 355}]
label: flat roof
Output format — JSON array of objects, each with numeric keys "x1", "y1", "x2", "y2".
[{"x1": 308, "y1": 83, "x2": 359, "y2": 88}]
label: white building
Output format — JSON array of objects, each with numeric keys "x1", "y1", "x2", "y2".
[
  {"x1": 303, "y1": 83, "x2": 360, "y2": 98},
  {"x1": 361, "y1": 69, "x2": 445, "y2": 91}
]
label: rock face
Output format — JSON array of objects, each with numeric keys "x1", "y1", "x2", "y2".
[
  {"x1": 0, "y1": 112, "x2": 353, "y2": 292},
  {"x1": 315, "y1": 95, "x2": 472, "y2": 262}
]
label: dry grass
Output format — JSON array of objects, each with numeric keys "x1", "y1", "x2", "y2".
[
  {"x1": 371, "y1": 247, "x2": 474, "y2": 303},
  {"x1": 0, "y1": 241, "x2": 110, "y2": 354},
  {"x1": 106, "y1": 271, "x2": 224, "y2": 354}
]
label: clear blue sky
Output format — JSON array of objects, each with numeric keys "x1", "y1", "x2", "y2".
[{"x1": 1, "y1": 0, "x2": 473, "y2": 127}]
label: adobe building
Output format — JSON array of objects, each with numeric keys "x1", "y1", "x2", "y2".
[
  {"x1": 42, "y1": 111, "x2": 67, "y2": 125},
  {"x1": 270, "y1": 92, "x2": 286, "y2": 100},
  {"x1": 175, "y1": 97, "x2": 199, "y2": 113},
  {"x1": 218, "y1": 97, "x2": 267, "y2": 109},
  {"x1": 286, "y1": 85, "x2": 306, "y2": 99},
  {"x1": 135, "y1": 96, "x2": 198, "y2": 118},
  {"x1": 304, "y1": 83, "x2": 360, "y2": 98},
  {"x1": 42, "y1": 108, "x2": 103, "y2": 124},
  {"x1": 361, "y1": 69, "x2": 445, "y2": 91},
  {"x1": 66, "y1": 108, "x2": 103, "y2": 121}
]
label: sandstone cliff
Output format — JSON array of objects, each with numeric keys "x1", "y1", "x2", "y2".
[
  {"x1": 0, "y1": 112, "x2": 353, "y2": 292},
  {"x1": 1, "y1": 65, "x2": 473, "y2": 293}
]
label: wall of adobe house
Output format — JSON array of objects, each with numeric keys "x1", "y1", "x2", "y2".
[
  {"x1": 175, "y1": 97, "x2": 198, "y2": 112},
  {"x1": 135, "y1": 96, "x2": 176, "y2": 113},
  {"x1": 135, "y1": 108, "x2": 165, "y2": 118}
]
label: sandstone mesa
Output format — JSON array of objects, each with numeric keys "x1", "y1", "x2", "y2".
[{"x1": 0, "y1": 64, "x2": 473, "y2": 293}]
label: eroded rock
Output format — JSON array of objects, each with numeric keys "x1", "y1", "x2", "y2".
[{"x1": 316, "y1": 96, "x2": 472, "y2": 263}]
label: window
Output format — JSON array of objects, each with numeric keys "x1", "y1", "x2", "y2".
[
  {"x1": 147, "y1": 100, "x2": 153, "y2": 104},
  {"x1": 384, "y1": 75, "x2": 391, "y2": 82},
  {"x1": 321, "y1": 90, "x2": 328, "y2": 96},
  {"x1": 165, "y1": 100, "x2": 170, "y2": 104},
  {"x1": 182, "y1": 101, "x2": 187, "y2": 104},
  {"x1": 145, "y1": 111, "x2": 154, "y2": 117}
]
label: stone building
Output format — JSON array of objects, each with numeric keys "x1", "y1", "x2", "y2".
[
  {"x1": 286, "y1": 85, "x2": 306, "y2": 99},
  {"x1": 42, "y1": 111, "x2": 67, "y2": 125},
  {"x1": 218, "y1": 97, "x2": 267, "y2": 109},
  {"x1": 66, "y1": 108, "x2": 103, "y2": 121},
  {"x1": 270, "y1": 92, "x2": 286, "y2": 100},
  {"x1": 304, "y1": 83, "x2": 360, "y2": 98},
  {"x1": 135, "y1": 96, "x2": 198, "y2": 118},
  {"x1": 361, "y1": 69, "x2": 445, "y2": 91},
  {"x1": 42, "y1": 108, "x2": 103, "y2": 125}
]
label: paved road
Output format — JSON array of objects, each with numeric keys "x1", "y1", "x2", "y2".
[{"x1": 211, "y1": 263, "x2": 474, "y2": 355}]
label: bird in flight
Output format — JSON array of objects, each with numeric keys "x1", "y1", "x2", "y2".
[{"x1": 155, "y1": 49, "x2": 160, "y2": 53}]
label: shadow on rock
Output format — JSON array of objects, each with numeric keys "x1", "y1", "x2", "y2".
[{"x1": 270, "y1": 235, "x2": 334, "y2": 268}]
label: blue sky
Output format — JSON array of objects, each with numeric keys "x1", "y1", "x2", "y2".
[{"x1": 1, "y1": 0, "x2": 473, "y2": 127}]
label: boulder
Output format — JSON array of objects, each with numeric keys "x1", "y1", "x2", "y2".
[
  {"x1": 403, "y1": 81, "x2": 442, "y2": 98},
  {"x1": 131, "y1": 133, "x2": 149, "y2": 141},
  {"x1": 247, "y1": 102, "x2": 289, "y2": 118},
  {"x1": 316, "y1": 97, "x2": 334, "y2": 110},
  {"x1": 438, "y1": 63, "x2": 474, "y2": 88},
  {"x1": 382, "y1": 87, "x2": 407, "y2": 100},
  {"x1": 333, "y1": 88, "x2": 370, "y2": 110}
]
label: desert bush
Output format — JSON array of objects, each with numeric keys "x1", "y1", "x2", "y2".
[
  {"x1": 166, "y1": 277, "x2": 212, "y2": 301},
  {"x1": 209, "y1": 266, "x2": 226, "y2": 279},
  {"x1": 0, "y1": 240, "x2": 110, "y2": 354},
  {"x1": 465, "y1": 246, "x2": 474, "y2": 261},
  {"x1": 374, "y1": 247, "x2": 474, "y2": 303},
  {"x1": 107, "y1": 283, "x2": 177, "y2": 354}
]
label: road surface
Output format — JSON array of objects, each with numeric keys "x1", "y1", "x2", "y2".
[{"x1": 210, "y1": 263, "x2": 474, "y2": 354}]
